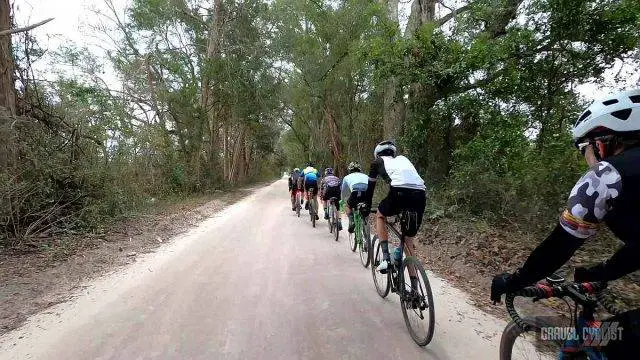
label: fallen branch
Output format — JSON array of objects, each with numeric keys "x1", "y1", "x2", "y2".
[{"x1": 0, "y1": 18, "x2": 54, "y2": 36}]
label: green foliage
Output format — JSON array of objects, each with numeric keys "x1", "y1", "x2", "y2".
[{"x1": 363, "y1": 0, "x2": 640, "y2": 229}]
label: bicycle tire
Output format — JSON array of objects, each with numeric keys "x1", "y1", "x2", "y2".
[
  {"x1": 349, "y1": 231, "x2": 357, "y2": 252},
  {"x1": 328, "y1": 204, "x2": 333, "y2": 234},
  {"x1": 333, "y1": 204, "x2": 339, "y2": 241},
  {"x1": 371, "y1": 235, "x2": 390, "y2": 298},
  {"x1": 358, "y1": 221, "x2": 370, "y2": 267},
  {"x1": 499, "y1": 316, "x2": 568, "y2": 360},
  {"x1": 349, "y1": 214, "x2": 358, "y2": 252},
  {"x1": 400, "y1": 256, "x2": 435, "y2": 347},
  {"x1": 310, "y1": 198, "x2": 316, "y2": 228},
  {"x1": 296, "y1": 193, "x2": 301, "y2": 217}
]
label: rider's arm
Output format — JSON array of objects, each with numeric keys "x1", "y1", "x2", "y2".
[
  {"x1": 340, "y1": 177, "x2": 349, "y2": 202},
  {"x1": 513, "y1": 161, "x2": 622, "y2": 286},
  {"x1": 365, "y1": 158, "x2": 383, "y2": 204},
  {"x1": 579, "y1": 243, "x2": 640, "y2": 281}
]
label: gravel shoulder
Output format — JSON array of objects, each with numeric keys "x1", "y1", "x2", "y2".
[{"x1": 0, "y1": 182, "x2": 267, "y2": 335}]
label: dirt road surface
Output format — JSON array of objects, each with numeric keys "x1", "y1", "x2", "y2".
[{"x1": 0, "y1": 180, "x2": 514, "y2": 359}]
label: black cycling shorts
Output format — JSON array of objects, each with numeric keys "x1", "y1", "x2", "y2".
[
  {"x1": 378, "y1": 187, "x2": 426, "y2": 236},
  {"x1": 304, "y1": 181, "x2": 318, "y2": 196},
  {"x1": 347, "y1": 190, "x2": 367, "y2": 210},
  {"x1": 322, "y1": 185, "x2": 341, "y2": 203}
]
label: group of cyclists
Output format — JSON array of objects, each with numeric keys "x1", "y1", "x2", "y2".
[
  {"x1": 285, "y1": 89, "x2": 640, "y2": 358},
  {"x1": 288, "y1": 141, "x2": 428, "y2": 280}
]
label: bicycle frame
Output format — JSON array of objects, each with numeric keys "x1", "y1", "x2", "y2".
[
  {"x1": 354, "y1": 208, "x2": 363, "y2": 245},
  {"x1": 385, "y1": 214, "x2": 408, "y2": 294}
]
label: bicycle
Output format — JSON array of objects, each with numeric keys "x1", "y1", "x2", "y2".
[
  {"x1": 370, "y1": 209, "x2": 435, "y2": 346},
  {"x1": 348, "y1": 202, "x2": 372, "y2": 268},
  {"x1": 500, "y1": 276, "x2": 621, "y2": 360},
  {"x1": 294, "y1": 189, "x2": 302, "y2": 217},
  {"x1": 327, "y1": 197, "x2": 340, "y2": 241},
  {"x1": 307, "y1": 189, "x2": 318, "y2": 228}
]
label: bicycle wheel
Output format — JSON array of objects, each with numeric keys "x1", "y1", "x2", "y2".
[
  {"x1": 371, "y1": 235, "x2": 390, "y2": 298},
  {"x1": 311, "y1": 198, "x2": 316, "y2": 228},
  {"x1": 333, "y1": 205, "x2": 339, "y2": 241},
  {"x1": 296, "y1": 193, "x2": 301, "y2": 217},
  {"x1": 400, "y1": 256, "x2": 435, "y2": 347},
  {"x1": 358, "y1": 221, "x2": 370, "y2": 267},
  {"x1": 500, "y1": 317, "x2": 568, "y2": 360},
  {"x1": 348, "y1": 227, "x2": 357, "y2": 252},
  {"x1": 328, "y1": 204, "x2": 333, "y2": 234}
]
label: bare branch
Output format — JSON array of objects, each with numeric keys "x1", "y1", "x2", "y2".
[
  {"x1": 436, "y1": 3, "x2": 472, "y2": 27},
  {"x1": 0, "y1": 18, "x2": 54, "y2": 36}
]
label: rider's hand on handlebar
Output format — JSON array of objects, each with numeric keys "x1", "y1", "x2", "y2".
[
  {"x1": 491, "y1": 272, "x2": 524, "y2": 304},
  {"x1": 573, "y1": 264, "x2": 605, "y2": 283}
]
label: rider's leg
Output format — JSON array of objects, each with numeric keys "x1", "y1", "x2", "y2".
[
  {"x1": 404, "y1": 237, "x2": 419, "y2": 290},
  {"x1": 313, "y1": 193, "x2": 319, "y2": 220},
  {"x1": 346, "y1": 193, "x2": 355, "y2": 232},
  {"x1": 304, "y1": 187, "x2": 310, "y2": 210},
  {"x1": 376, "y1": 210, "x2": 389, "y2": 259},
  {"x1": 404, "y1": 190, "x2": 426, "y2": 291},
  {"x1": 323, "y1": 198, "x2": 329, "y2": 219}
]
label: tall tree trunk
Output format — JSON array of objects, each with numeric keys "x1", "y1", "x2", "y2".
[
  {"x1": 405, "y1": 0, "x2": 436, "y2": 37},
  {"x1": 200, "y1": 0, "x2": 223, "y2": 181},
  {"x1": 223, "y1": 123, "x2": 228, "y2": 180},
  {"x1": 324, "y1": 94, "x2": 343, "y2": 172},
  {"x1": 0, "y1": 0, "x2": 15, "y2": 115},
  {"x1": 228, "y1": 125, "x2": 246, "y2": 184},
  {"x1": 379, "y1": 0, "x2": 405, "y2": 140}
]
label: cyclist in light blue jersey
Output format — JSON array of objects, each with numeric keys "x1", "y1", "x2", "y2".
[
  {"x1": 341, "y1": 162, "x2": 369, "y2": 233},
  {"x1": 302, "y1": 162, "x2": 320, "y2": 220}
]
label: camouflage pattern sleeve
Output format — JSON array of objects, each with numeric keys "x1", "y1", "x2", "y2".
[{"x1": 559, "y1": 161, "x2": 622, "y2": 239}]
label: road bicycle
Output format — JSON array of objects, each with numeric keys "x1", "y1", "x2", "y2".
[
  {"x1": 327, "y1": 197, "x2": 340, "y2": 241},
  {"x1": 370, "y1": 209, "x2": 435, "y2": 346},
  {"x1": 348, "y1": 202, "x2": 371, "y2": 268},
  {"x1": 295, "y1": 189, "x2": 302, "y2": 217},
  {"x1": 500, "y1": 276, "x2": 621, "y2": 360},
  {"x1": 307, "y1": 189, "x2": 318, "y2": 228}
]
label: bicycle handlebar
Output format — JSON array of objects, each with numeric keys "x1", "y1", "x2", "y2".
[{"x1": 504, "y1": 281, "x2": 619, "y2": 331}]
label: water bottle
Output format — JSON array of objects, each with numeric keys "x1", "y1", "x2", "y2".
[{"x1": 393, "y1": 247, "x2": 402, "y2": 264}]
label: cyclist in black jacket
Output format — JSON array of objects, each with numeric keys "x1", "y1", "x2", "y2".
[
  {"x1": 491, "y1": 89, "x2": 640, "y2": 359},
  {"x1": 288, "y1": 168, "x2": 302, "y2": 211}
]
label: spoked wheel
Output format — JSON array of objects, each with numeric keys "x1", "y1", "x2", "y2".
[
  {"x1": 328, "y1": 207, "x2": 334, "y2": 234},
  {"x1": 296, "y1": 194, "x2": 301, "y2": 217},
  {"x1": 400, "y1": 256, "x2": 435, "y2": 347},
  {"x1": 311, "y1": 199, "x2": 316, "y2": 228},
  {"x1": 358, "y1": 224, "x2": 370, "y2": 267},
  {"x1": 349, "y1": 230, "x2": 357, "y2": 252},
  {"x1": 499, "y1": 317, "x2": 565, "y2": 360},
  {"x1": 371, "y1": 235, "x2": 390, "y2": 298}
]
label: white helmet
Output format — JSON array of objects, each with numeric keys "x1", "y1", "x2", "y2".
[
  {"x1": 572, "y1": 89, "x2": 640, "y2": 141},
  {"x1": 374, "y1": 140, "x2": 397, "y2": 159}
]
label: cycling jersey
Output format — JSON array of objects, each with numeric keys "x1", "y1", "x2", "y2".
[
  {"x1": 289, "y1": 170, "x2": 302, "y2": 190},
  {"x1": 321, "y1": 175, "x2": 341, "y2": 188},
  {"x1": 341, "y1": 172, "x2": 368, "y2": 199},
  {"x1": 303, "y1": 166, "x2": 318, "y2": 176},
  {"x1": 514, "y1": 146, "x2": 640, "y2": 287},
  {"x1": 368, "y1": 155, "x2": 426, "y2": 190},
  {"x1": 303, "y1": 167, "x2": 319, "y2": 186}
]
